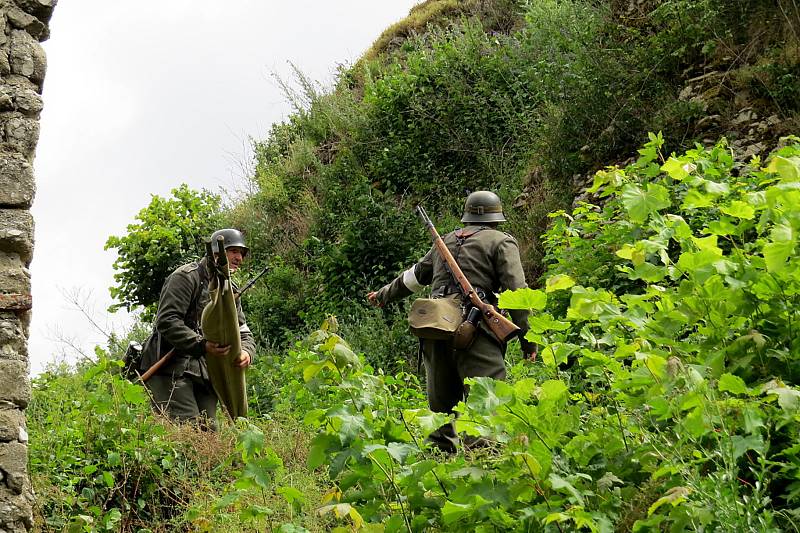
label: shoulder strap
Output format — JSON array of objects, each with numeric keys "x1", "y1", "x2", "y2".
[
  {"x1": 454, "y1": 226, "x2": 488, "y2": 244},
  {"x1": 187, "y1": 261, "x2": 209, "y2": 333},
  {"x1": 440, "y1": 226, "x2": 488, "y2": 296}
]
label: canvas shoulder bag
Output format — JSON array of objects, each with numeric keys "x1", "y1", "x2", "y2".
[{"x1": 408, "y1": 297, "x2": 464, "y2": 340}]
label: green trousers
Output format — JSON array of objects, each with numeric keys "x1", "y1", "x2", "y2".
[
  {"x1": 422, "y1": 330, "x2": 506, "y2": 452},
  {"x1": 147, "y1": 373, "x2": 218, "y2": 431}
]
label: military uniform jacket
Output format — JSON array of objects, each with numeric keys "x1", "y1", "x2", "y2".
[
  {"x1": 141, "y1": 258, "x2": 256, "y2": 378},
  {"x1": 375, "y1": 225, "x2": 531, "y2": 346}
]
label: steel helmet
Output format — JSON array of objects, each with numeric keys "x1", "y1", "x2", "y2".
[
  {"x1": 210, "y1": 228, "x2": 249, "y2": 256},
  {"x1": 461, "y1": 191, "x2": 506, "y2": 223}
]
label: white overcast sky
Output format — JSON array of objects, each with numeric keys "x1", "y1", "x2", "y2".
[{"x1": 30, "y1": 0, "x2": 420, "y2": 375}]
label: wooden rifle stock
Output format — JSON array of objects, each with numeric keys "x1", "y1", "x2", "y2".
[
  {"x1": 415, "y1": 205, "x2": 520, "y2": 343},
  {"x1": 139, "y1": 348, "x2": 174, "y2": 382}
]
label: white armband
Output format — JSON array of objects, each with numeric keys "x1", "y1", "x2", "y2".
[{"x1": 401, "y1": 266, "x2": 424, "y2": 293}]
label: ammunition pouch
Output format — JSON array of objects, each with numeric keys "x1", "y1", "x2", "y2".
[{"x1": 408, "y1": 297, "x2": 464, "y2": 340}]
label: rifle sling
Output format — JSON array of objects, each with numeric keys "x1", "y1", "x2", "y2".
[{"x1": 436, "y1": 226, "x2": 492, "y2": 304}]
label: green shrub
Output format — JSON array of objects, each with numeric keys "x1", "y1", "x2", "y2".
[
  {"x1": 105, "y1": 185, "x2": 222, "y2": 320},
  {"x1": 282, "y1": 136, "x2": 800, "y2": 531},
  {"x1": 338, "y1": 306, "x2": 421, "y2": 375},
  {"x1": 29, "y1": 357, "x2": 232, "y2": 531}
]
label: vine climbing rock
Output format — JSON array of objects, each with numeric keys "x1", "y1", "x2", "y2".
[{"x1": 0, "y1": 0, "x2": 56, "y2": 531}]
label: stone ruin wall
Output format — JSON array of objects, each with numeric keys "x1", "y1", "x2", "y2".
[{"x1": 0, "y1": 0, "x2": 55, "y2": 531}]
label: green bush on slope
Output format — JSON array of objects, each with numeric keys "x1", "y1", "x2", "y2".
[
  {"x1": 28, "y1": 357, "x2": 226, "y2": 532},
  {"x1": 105, "y1": 185, "x2": 223, "y2": 320},
  {"x1": 234, "y1": 0, "x2": 798, "y2": 357},
  {"x1": 263, "y1": 136, "x2": 800, "y2": 532}
]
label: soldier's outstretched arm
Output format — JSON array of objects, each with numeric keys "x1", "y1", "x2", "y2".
[{"x1": 367, "y1": 248, "x2": 434, "y2": 307}]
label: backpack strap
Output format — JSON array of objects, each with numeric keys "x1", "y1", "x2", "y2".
[
  {"x1": 454, "y1": 226, "x2": 487, "y2": 243},
  {"x1": 438, "y1": 226, "x2": 490, "y2": 298},
  {"x1": 186, "y1": 260, "x2": 209, "y2": 334}
]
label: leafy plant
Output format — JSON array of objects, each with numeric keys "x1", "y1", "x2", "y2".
[
  {"x1": 105, "y1": 184, "x2": 223, "y2": 319},
  {"x1": 29, "y1": 355, "x2": 228, "y2": 532},
  {"x1": 273, "y1": 136, "x2": 800, "y2": 532}
]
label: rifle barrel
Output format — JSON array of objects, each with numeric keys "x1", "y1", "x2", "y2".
[{"x1": 235, "y1": 265, "x2": 270, "y2": 300}]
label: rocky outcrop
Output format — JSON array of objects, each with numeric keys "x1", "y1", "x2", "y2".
[{"x1": 0, "y1": 1, "x2": 56, "y2": 531}]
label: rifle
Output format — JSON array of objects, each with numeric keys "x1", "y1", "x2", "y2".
[
  {"x1": 415, "y1": 205, "x2": 520, "y2": 343},
  {"x1": 139, "y1": 260, "x2": 269, "y2": 383},
  {"x1": 235, "y1": 264, "x2": 270, "y2": 300}
]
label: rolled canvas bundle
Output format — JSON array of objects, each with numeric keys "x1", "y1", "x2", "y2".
[{"x1": 201, "y1": 237, "x2": 248, "y2": 420}]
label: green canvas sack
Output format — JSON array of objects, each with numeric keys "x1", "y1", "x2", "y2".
[
  {"x1": 201, "y1": 242, "x2": 248, "y2": 420},
  {"x1": 408, "y1": 297, "x2": 464, "y2": 340}
]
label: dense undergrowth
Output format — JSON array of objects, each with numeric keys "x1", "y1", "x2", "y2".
[
  {"x1": 30, "y1": 0, "x2": 800, "y2": 530},
  {"x1": 221, "y1": 0, "x2": 799, "y2": 349},
  {"x1": 31, "y1": 137, "x2": 800, "y2": 531}
]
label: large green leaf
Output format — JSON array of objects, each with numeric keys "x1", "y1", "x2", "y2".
[
  {"x1": 545, "y1": 274, "x2": 576, "y2": 293},
  {"x1": 763, "y1": 222, "x2": 796, "y2": 273},
  {"x1": 538, "y1": 379, "x2": 569, "y2": 402},
  {"x1": 766, "y1": 155, "x2": 800, "y2": 181},
  {"x1": 442, "y1": 501, "x2": 473, "y2": 525},
  {"x1": 548, "y1": 474, "x2": 585, "y2": 505},
  {"x1": 403, "y1": 409, "x2": 450, "y2": 436},
  {"x1": 498, "y1": 288, "x2": 547, "y2": 310},
  {"x1": 731, "y1": 434, "x2": 765, "y2": 460},
  {"x1": 308, "y1": 434, "x2": 337, "y2": 469},
  {"x1": 720, "y1": 200, "x2": 755, "y2": 220},
  {"x1": 621, "y1": 183, "x2": 671, "y2": 223},
  {"x1": 718, "y1": 373, "x2": 748, "y2": 395},
  {"x1": 660, "y1": 157, "x2": 693, "y2": 181},
  {"x1": 540, "y1": 343, "x2": 573, "y2": 367},
  {"x1": 239, "y1": 426, "x2": 265, "y2": 459},
  {"x1": 682, "y1": 189, "x2": 714, "y2": 209},
  {"x1": 528, "y1": 313, "x2": 571, "y2": 333},
  {"x1": 567, "y1": 286, "x2": 618, "y2": 321}
]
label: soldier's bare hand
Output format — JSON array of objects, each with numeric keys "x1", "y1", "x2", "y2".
[
  {"x1": 205, "y1": 340, "x2": 231, "y2": 357},
  {"x1": 235, "y1": 351, "x2": 252, "y2": 368},
  {"x1": 367, "y1": 291, "x2": 384, "y2": 308}
]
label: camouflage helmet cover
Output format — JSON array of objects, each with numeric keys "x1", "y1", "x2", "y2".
[
  {"x1": 210, "y1": 228, "x2": 249, "y2": 256},
  {"x1": 461, "y1": 191, "x2": 506, "y2": 223}
]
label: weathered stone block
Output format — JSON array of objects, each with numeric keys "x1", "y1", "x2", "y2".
[
  {"x1": 0, "y1": 488, "x2": 34, "y2": 532},
  {"x1": 0, "y1": 442, "x2": 27, "y2": 493},
  {"x1": 0, "y1": 14, "x2": 7, "y2": 47},
  {"x1": 0, "y1": 152, "x2": 34, "y2": 206},
  {"x1": 0, "y1": 410, "x2": 24, "y2": 443},
  {"x1": 0, "y1": 314, "x2": 25, "y2": 347},
  {"x1": 3, "y1": 116, "x2": 39, "y2": 157},
  {"x1": 14, "y1": 0, "x2": 57, "y2": 28},
  {"x1": 0, "y1": 210, "x2": 33, "y2": 264},
  {"x1": 0, "y1": 313, "x2": 25, "y2": 361},
  {"x1": 0, "y1": 361, "x2": 29, "y2": 407},
  {"x1": 0, "y1": 45, "x2": 11, "y2": 76},
  {"x1": 9, "y1": 85, "x2": 42, "y2": 116},
  {"x1": 5, "y1": 7, "x2": 45, "y2": 40},
  {"x1": 9, "y1": 30, "x2": 45, "y2": 85},
  {"x1": 0, "y1": 88, "x2": 12, "y2": 111},
  {"x1": 0, "y1": 263, "x2": 29, "y2": 296}
]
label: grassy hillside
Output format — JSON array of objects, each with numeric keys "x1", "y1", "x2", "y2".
[
  {"x1": 226, "y1": 0, "x2": 799, "y2": 358},
  {"x1": 30, "y1": 0, "x2": 800, "y2": 530}
]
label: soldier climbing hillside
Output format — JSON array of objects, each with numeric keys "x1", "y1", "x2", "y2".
[
  {"x1": 367, "y1": 191, "x2": 535, "y2": 452},
  {"x1": 139, "y1": 228, "x2": 255, "y2": 429}
]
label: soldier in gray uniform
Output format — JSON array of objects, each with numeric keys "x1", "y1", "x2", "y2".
[
  {"x1": 368, "y1": 191, "x2": 535, "y2": 452},
  {"x1": 141, "y1": 228, "x2": 256, "y2": 429}
]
